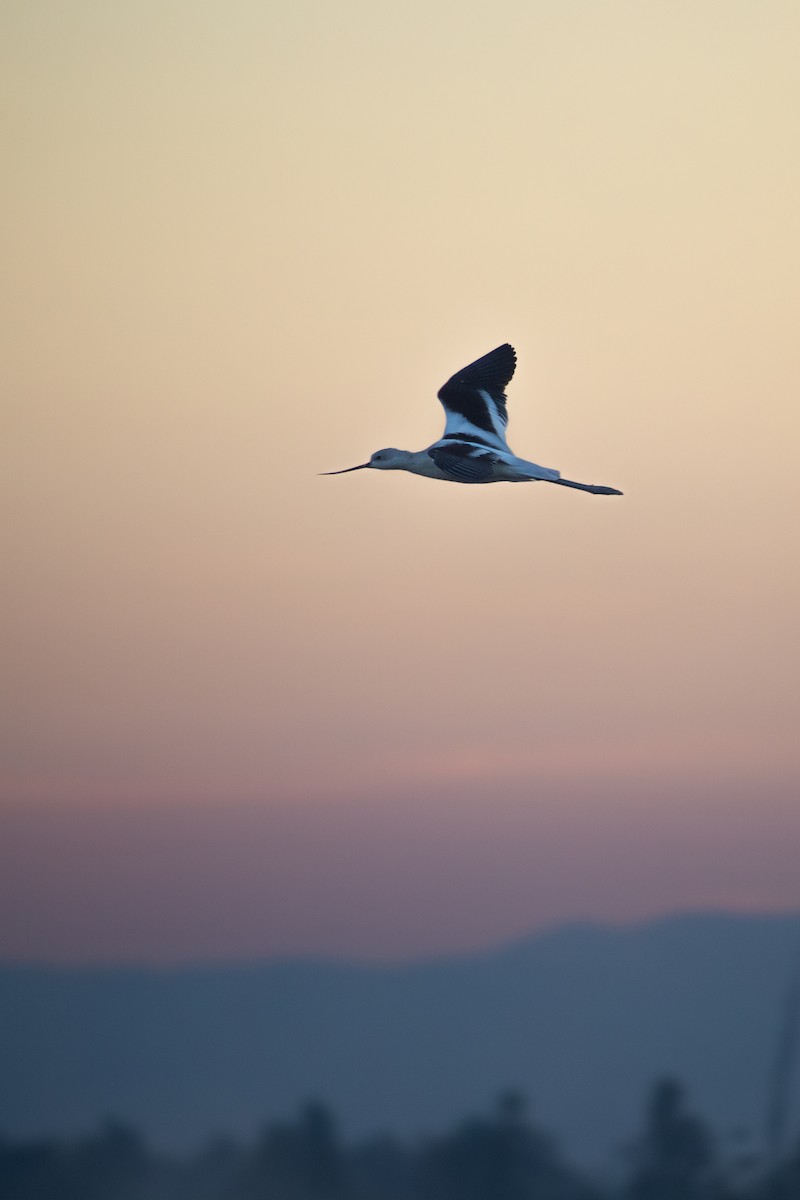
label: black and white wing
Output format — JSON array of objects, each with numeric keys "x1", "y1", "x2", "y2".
[
  {"x1": 427, "y1": 440, "x2": 500, "y2": 482},
  {"x1": 437, "y1": 343, "x2": 516, "y2": 451}
]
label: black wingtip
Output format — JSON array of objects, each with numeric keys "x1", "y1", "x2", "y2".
[
  {"x1": 472, "y1": 342, "x2": 516, "y2": 382},
  {"x1": 438, "y1": 343, "x2": 517, "y2": 401}
]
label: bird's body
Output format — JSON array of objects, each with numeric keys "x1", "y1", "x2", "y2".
[
  {"x1": 323, "y1": 343, "x2": 622, "y2": 495},
  {"x1": 366, "y1": 444, "x2": 558, "y2": 485}
]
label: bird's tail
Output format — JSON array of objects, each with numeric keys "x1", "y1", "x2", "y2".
[{"x1": 553, "y1": 477, "x2": 623, "y2": 496}]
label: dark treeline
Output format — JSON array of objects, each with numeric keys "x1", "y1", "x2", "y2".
[{"x1": 2, "y1": 1079, "x2": 799, "y2": 1200}]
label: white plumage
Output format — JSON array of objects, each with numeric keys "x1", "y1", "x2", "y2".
[{"x1": 323, "y1": 343, "x2": 622, "y2": 496}]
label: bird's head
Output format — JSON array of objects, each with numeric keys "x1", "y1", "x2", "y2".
[
  {"x1": 321, "y1": 448, "x2": 411, "y2": 474},
  {"x1": 367, "y1": 448, "x2": 412, "y2": 470}
]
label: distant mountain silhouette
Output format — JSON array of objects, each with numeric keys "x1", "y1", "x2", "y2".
[{"x1": 1, "y1": 911, "x2": 799, "y2": 1165}]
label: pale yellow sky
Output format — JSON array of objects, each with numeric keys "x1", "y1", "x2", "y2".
[{"x1": 2, "y1": 0, "x2": 799, "y2": 959}]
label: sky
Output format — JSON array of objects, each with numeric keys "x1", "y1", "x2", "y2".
[{"x1": 2, "y1": 0, "x2": 800, "y2": 963}]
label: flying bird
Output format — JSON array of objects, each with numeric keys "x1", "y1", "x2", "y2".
[{"x1": 322, "y1": 343, "x2": 622, "y2": 494}]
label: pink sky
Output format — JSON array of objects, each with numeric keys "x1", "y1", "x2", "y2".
[
  {"x1": 2, "y1": 779, "x2": 800, "y2": 963},
  {"x1": 2, "y1": 1, "x2": 800, "y2": 962}
]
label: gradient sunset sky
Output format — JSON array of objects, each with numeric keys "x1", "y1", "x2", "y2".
[{"x1": 3, "y1": 0, "x2": 799, "y2": 963}]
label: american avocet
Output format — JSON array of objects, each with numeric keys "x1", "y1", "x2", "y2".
[{"x1": 322, "y1": 343, "x2": 622, "y2": 494}]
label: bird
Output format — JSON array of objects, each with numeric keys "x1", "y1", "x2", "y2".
[{"x1": 322, "y1": 343, "x2": 622, "y2": 494}]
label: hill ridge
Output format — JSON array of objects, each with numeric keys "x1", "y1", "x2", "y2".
[{"x1": 2, "y1": 909, "x2": 799, "y2": 1166}]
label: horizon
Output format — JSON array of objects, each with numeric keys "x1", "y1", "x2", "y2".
[
  {"x1": 3, "y1": 907, "x2": 799, "y2": 1170},
  {"x1": 2, "y1": 904, "x2": 800, "y2": 971}
]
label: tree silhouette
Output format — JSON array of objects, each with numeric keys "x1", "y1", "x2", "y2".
[
  {"x1": 350, "y1": 1132, "x2": 416, "y2": 1200},
  {"x1": 624, "y1": 1079, "x2": 725, "y2": 1200},
  {"x1": 179, "y1": 1134, "x2": 244, "y2": 1200},
  {"x1": 70, "y1": 1120, "x2": 153, "y2": 1200},
  {"x1": 419, "y1": 1091, "x2": 599, "y2": 1200},
  {"x1": 237, "y1": 1101, "x2": 348, "y2": 1199},
  {"x1": 1, "y1": 1082, "x2": 786, "y2": 1199},
  {"x1": 758, "y1": 1133, "x2": 800, "y2": 1200},
  {"x1": 0, "y1": 1135, "x2": 66, "y2": 1200}
]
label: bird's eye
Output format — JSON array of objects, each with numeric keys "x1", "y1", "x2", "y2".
[{"x1": 374, "y1": 453, "x2": 382, "y2": 460}]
